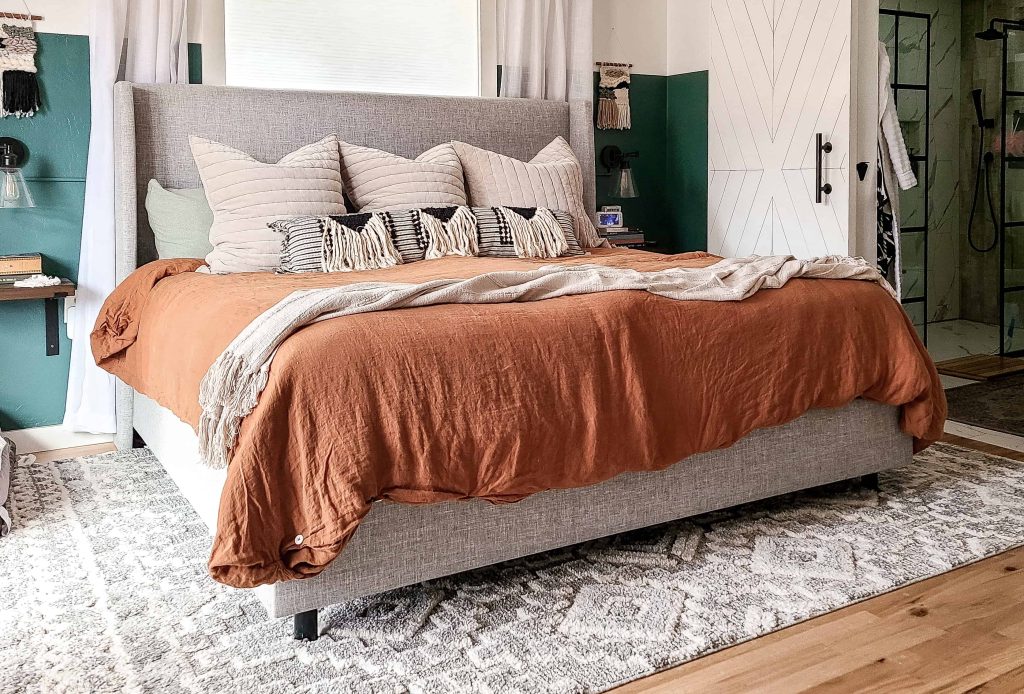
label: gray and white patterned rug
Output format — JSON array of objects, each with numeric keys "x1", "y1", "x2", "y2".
[{"x1": 1, "y1": 443, "x2": 1022, "y2": 693}]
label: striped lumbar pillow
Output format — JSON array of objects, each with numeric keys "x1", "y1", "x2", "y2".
[
  {"x1": 473, "y1": 207, "x2": 585, "y2": 258},
  {"x1": 273, "y1": 206, "x2": 477, "y2": 273},
  {"x1": 274, "y1": 205, "x2": 584, "y2": 274}
]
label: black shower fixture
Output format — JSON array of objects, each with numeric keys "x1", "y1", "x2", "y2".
[
  {"x1": 971, "y1": 88, "x2": 994, "y2": 129},
  {"x1": 975, "y1": 18, "x2": 1024, "y2": 41}
]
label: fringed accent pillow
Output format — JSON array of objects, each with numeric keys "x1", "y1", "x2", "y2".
[
  {"x1": 0, "y1": 23, "x2": 40, "y2": 117},
  {"x1": 473, "y1": 207, "x2": 585, "y2": 259},
  {"x1": 273, "y1": 207, "x2": 480, "y2": 273}
]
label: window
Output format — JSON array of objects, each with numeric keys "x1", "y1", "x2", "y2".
[{"x1": 223, "y1": 0, "x2": 491, "y2": 97}]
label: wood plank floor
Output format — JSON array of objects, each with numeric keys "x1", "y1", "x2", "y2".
[{"x1": 26, "y1": 435, "x2": 1024, "y2": 692}]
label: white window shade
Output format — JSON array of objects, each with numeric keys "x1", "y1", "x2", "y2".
[{"x1": 224, "y1": 0, "x2": 482, "y2": 96}]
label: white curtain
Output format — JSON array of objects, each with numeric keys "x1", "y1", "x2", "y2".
[
  {"x1": 64, "y1": 0, "x2": 189, "y2": 434},
  {"x1": 498, "y1": 0, "x2": 593, "y2": 102}
]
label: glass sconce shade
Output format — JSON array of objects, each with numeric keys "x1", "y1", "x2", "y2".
[
  {"x1": 0, "y1": 166, "x2": 34, "y2": 208},
  {"x1": 600, "y1": 145, "x2": 640, "y2": 199},
  {"x1": 610, "y1": 166, "x2": 639, "y2": 199}
]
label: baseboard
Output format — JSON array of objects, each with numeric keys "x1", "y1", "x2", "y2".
[
  {"x1": 3, "y1": 425, "x2": 114, "y2": 454},
  {"x1": 945, "y1": 420, "x2": 1024, "y2": 454}
]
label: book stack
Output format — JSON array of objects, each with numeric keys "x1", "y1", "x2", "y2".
[
  {"x1": 0, "y1": 253, "x2": 43, "y2": 284},
  {"x1": 599, "y1": 229, "x2": 646, "y2": 248}
]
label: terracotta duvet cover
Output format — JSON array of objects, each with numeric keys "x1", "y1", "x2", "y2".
[{"x1": 93, "y1": 248, "x2": 946, "y2": 588}]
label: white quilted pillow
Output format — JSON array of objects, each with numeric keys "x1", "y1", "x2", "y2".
[
  {"x1": 451, "y1": 137, "x2": 600, "y2": 248},
  {"x1": 339, "y1": 141, "x2": 467, "y2": 212},
  {"x1": 190, "y1": 135, "x2": 347, "y2": 273}
]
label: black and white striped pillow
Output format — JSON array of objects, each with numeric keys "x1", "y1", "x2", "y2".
[
  {"x1": 472, "y1": 207, "x2": 585, "y2": 258},
  {"x1": 271, "y1": 216, "x2": 325, "y2": 273},
  {"x1": 272, "y1": 208, "x2": 458, "y2": 273}
]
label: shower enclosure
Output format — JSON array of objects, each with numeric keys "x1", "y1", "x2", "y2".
[{"x1": 880, "y1": 0, "x2": 1024, "y2": 362}]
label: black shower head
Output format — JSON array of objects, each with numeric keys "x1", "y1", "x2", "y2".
[{"x1": 977, "y1": 18, "x2": 1024, "y2": 40}]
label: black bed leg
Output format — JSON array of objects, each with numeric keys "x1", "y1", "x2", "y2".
[
  {"x1": 861, "y1": 473, "x2": 880, "y2": 491},
  {"x1": 293, "y1": 609, "x2": 319, "y2": 641}
]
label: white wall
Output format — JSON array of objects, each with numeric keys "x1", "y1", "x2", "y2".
[
  {"x1": 25, "y1": 0, "x2": 87, "y2": 34},
  {"x1": 593, "y1": 0, "x2": 667, "y2": 75},
  {"x1": 666, "y1": 0, "x2": 709, "y2": 74},
  {"x1": 33, "y1": 0, "x2": 205, "y2": 41}
]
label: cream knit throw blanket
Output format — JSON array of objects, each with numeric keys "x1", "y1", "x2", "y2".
[{"x1": 198, "y1": 255, "x2": 894, "y2": 469}]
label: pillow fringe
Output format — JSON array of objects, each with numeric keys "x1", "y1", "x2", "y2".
[
  {"x1": 423, "y1": 206, "x2": 479, "y2": 259},
  {"x1": 322, "y1": 216, "x2": 402, "y2": 272},
  {"x1": 502, "y1": 206, "x2": 569, "y2": 258}
]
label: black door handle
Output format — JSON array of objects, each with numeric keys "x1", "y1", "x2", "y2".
[{"x1": 816, "y1": 133, "x2": 833, "y2": 203}]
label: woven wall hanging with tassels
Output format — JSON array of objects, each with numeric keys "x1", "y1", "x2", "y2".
[
  {"x1": 0, "y1": 6, "x2": 40, "y2": 118},
  {"x1": 596, "y1": 62, "x2": 631, "y2": 130}
]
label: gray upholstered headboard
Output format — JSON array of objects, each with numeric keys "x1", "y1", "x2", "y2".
[{"x1": 112, "y1": 82, "x2": 596, "y2": 283}]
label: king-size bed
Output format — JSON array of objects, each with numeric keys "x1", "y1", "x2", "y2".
[{"x1": 103, "y1": 83, "x2": 945, "y2": 641}]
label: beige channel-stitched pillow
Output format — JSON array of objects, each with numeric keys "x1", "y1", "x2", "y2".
[
  {"x1": 338, "y1": 141, "x2": 467, "y2": 212},
  {"x1": 190, "y1": 135, "x2": 347, "y2": 273},
  {"x1": 451, "y1": 136, "x2": 600, "y2": 248}
]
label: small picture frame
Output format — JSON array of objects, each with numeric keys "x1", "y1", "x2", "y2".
[{"x1": 597, "y1": 208, "x2": 624, "y2": 228}]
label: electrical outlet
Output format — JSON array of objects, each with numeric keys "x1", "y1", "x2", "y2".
[{"x1": 64, "y1": 296, "x2": 76, "y2": 340}]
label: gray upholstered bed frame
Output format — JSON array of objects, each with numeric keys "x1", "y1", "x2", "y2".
[{"x1": 113, "y1": 82, "x2": 914, "y2": 640}]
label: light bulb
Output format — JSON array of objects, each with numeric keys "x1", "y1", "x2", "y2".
[{"x1": 3, "y1": 170, "x2": 20, "y2": 203}]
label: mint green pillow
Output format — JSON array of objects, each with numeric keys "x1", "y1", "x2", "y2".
[{"x1": 145, "y1": 179, "x2": 215, "y2": 260}]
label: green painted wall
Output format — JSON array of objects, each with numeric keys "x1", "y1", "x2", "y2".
[
  {"x1": 665, "y1": 71, "x2": 709, "y2": 252},
  {"x1": 0, "y1": 33, "x2": 90, "y2": 430},
  {"x1": 593, "y1": 70, "x2": 708, "y2": 253},
  {"x1": 188, "y1": 43, "x2": 202, "y2": 84},
  {"x1": 594, "y1": 73, "x2": 668, "y2": 247}
]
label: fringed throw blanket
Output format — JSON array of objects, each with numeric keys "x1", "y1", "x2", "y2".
[
  {"x1": 0, "y1": 22, "x2": 39, "y2": 117},
  {"x1": 597, "y1": 63, "x2": 631, "y2": 130},
  {"x1": 198, "y1": 255, "x2": 894, "y2": 469}
]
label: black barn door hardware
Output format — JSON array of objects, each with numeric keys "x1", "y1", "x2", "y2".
[{"x1": 816, "y1": 133, "x2": 833, "y2": 203}]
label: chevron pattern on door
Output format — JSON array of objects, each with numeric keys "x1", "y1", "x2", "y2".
[{"x1": 708, "y1": 0, "x2": 852, "y2": 258}]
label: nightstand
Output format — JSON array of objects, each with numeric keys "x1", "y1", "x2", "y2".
[
  {"x1": 600, "y1": 229, "x2": 646, "y2": 248},
  {"x1": 0, "y1": 279, "x2": 76, "y2": 356}
]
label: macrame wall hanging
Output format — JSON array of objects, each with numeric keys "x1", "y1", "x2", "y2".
[
  {"x1": 0, "y1": 5, "x2": 40, "y2": 118},
  {"x1": 596, "y1": 62, "x2": 631, "y2": 130}
]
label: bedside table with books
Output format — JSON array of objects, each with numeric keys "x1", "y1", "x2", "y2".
[{"x1": 599, "y1": 228, "x2": 647, "y2": 249}]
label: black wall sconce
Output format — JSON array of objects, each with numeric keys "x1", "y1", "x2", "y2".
[{"x1": 599, "y1": 145, "x2": 639, "y2": 199}]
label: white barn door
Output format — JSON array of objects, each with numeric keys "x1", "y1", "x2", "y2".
[{"x1": 708, "y1": 0, "x2": 857, "y2": 258}]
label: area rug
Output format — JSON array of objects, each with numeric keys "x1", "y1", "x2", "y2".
[
  {"x1": 946, "y1": 373, "x2": 1024, "y2": 437},
  {"x1": 2, "y1": 444, "x2": 1022, "y2": 694}
]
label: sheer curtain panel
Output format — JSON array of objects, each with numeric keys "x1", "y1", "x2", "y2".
[
  {"x1": 64, "y1": 0, "x2": 189, "y2": 434},
  {"x1": 498, "y1": 0, "x2": 593, "y2": 101}
]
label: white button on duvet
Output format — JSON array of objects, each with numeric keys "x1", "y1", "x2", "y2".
[{"x1": 294, "y1": 535, "x2": 304, "y2": 545}]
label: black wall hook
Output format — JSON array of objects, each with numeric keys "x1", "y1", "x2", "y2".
[{"x1": 857, "y1": 162, "x2": 869, "y2": 181}]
